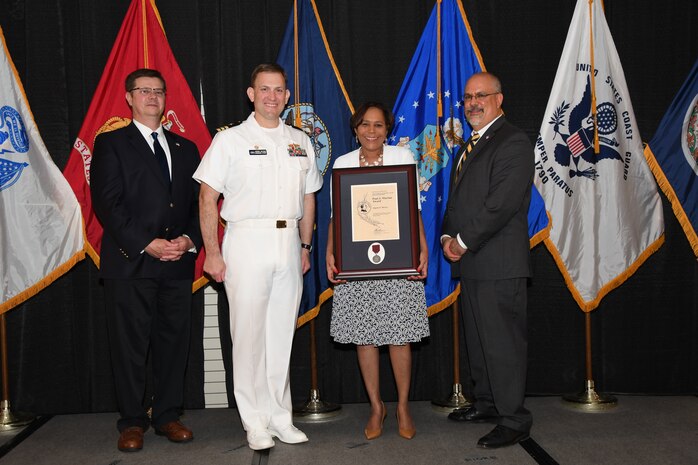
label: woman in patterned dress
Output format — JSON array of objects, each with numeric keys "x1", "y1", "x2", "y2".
[{"x1": 326, "y1": 102, "x2": 429, "y2": 440}]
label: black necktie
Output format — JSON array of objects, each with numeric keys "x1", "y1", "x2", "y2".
[
  {"x1": 456, "y1": 132, "x2": 480, "y2": 176},
  {"x1": 151, "y1": 132, "x2": 170, "y2": 183}
]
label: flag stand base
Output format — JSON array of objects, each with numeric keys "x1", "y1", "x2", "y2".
[
  {"x1": 0, "y1": 400, "x2": 34, "y2": 430},
  {"x1": 293, "y1": 389, "x2": 342, "y2": 422},
  {"x1": 431, "y1": 383, "x2": 472, "y2": 413},
  {"x1": 562, "y1": 380, "x2": 617, "y2": 412}
]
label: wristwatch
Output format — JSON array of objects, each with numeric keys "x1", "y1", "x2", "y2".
[{"x1": 301, "y1": 243, "x2": 313, "y2": 253}]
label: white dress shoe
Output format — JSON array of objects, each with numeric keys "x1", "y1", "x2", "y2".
[
  {"x1": 268, "y1": 424, "x2": 308, "y2": 444},
  {"x1": 247, "y1": 429, "x2": 275, "y2": 450}
]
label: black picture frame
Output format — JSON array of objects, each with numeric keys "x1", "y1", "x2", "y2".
[{"x1": 331, "y1": 163, "x2": 420, "y2": 280}]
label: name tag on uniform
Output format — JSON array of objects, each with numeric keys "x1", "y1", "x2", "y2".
[
  {"x1": 249, "y1": 148, "x2": 267, "y2": 156},
  {"x1": 287, "y1": 143, "x2": 307, "y2": 157}
]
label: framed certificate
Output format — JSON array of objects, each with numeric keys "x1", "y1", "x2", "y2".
[{"x1": 331, "y1": 163, "x2": 420, "y2": 280}]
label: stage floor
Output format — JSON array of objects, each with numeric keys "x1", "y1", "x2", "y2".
[{"x1": 0, "y1": 396, "x2": 696, "y2": 464}]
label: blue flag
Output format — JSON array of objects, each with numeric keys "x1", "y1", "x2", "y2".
[
  {"x1": 276, "y1": 0, "x2": 355, "y2": 326},
  {"x1": 645, "y1": 59, "x2": 698, "y2": 257},
  {"x1": 528, "y1": 183, "x2": 549, "y2": 248},
  {"x1": 390, "y1": 0, "x2": 549, "y2": 315}
]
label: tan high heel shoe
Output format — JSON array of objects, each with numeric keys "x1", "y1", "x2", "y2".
[
  {"x1": 396, "y1": 409, "x2": 416, "y2": 440},
  {"x1": 364, "y1": 402, "x2": 387, "y2": 440}
]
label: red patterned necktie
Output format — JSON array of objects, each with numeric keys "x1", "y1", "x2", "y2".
[{"x1": 456, "y1": 132, "x2": 480, "y2": 176}]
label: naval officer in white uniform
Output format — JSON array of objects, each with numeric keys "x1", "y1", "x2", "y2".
[{"x1": 194, "y1": 63, "x2": 322, "y2": 451}]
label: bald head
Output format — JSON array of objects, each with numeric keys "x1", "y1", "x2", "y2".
[{"x1": 464, "y1": 72, "x2": 504, "y2": 131}]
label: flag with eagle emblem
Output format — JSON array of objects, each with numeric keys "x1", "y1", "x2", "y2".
[{"x1": 534, "y1": 0, "x2": 664, "y2": 311}]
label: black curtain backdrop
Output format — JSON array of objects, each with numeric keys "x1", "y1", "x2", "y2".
[{"x1": 0, "y1": 0, "x2": 696, "y2": 416}]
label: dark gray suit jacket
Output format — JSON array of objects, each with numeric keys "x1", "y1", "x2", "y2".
[
  {"x1": 91, "y1": 123, "x2": 202, "y2": 280},
  {"x1": 442, "y1": 117, "x2": 534, "y2": 280}
]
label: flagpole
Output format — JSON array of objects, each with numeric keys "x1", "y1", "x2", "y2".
[
  {"x1": 435, "y1": 0, "x2": 443, "y2": 150},
  {"x1": 562, "y1": 312, "x2": 617, "y2": 411},
  {"x1": 0, "y1": 314, "x2": 34, "y2": 429},
  {"x1": 430, "y1": 4, "x2": 468, "y2": 411},
  {"x1": 292, "y1": 0, "x2": 302, "y2": 128},
  {"x1": 293, "y1": 319, "x2": 342, "y2": 421},
  {"x1": 431, "y1": 298, "x2": 472, "y2": 412},
  {"x1": 588, "y1": 0, "x2": 600, "y2": 153},
  {"x1": 562, "y1": 0, "x2": 616, "y2": 412}
]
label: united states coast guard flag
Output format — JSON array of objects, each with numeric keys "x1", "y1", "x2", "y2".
[
  {"x1": 62, "y1": 0, "x2": 212, "y2": 291},
  {"x1": 390, "y1": 0, "x2": 549, "y2": 315},
  {"x1": 0, "y1": 27, "x2": 84, "y2": 314},
  {"x1": 276, "y1": 0, "x2": 355, "y2": 326},
  {"x1": 645, "y1": 59, "x2": 698, "y2": 257},
  {"x1": 534, "y1": 0, "x2": 664, "y2": 312}
]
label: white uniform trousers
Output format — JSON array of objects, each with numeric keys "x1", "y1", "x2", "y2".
[{"x1": 222, "y1": 222, "x2": 302, "y2": 432}]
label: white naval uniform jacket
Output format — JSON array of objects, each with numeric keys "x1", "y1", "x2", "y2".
[{"x1": 193, "y1": 112, "x2": 322, "y2": 223}]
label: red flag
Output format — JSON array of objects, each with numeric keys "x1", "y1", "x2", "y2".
[{"x1": 63, "y1": 0, "x2": 212, "y2": 291}]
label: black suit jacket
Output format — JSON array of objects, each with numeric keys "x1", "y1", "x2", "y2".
[
  {"x1": 91, "y1": 123, "x2": 202, "y2": 280},
  {"x1": 442, "y1": 117, "x2": 533, "y2": 280}
]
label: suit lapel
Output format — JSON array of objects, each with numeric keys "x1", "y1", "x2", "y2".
[
  {"x1": 125, "y1": 123, "x2": 170, "y2": 191},
  {"x1": 450, "y1": 144, "x2": 466, "y2": 188},
  {"x1": 164, "y1": 130, "x2": 182, "y2": 191},
  {"x1": 453, "y1": 117, "x2": 506, "y2": 188}
]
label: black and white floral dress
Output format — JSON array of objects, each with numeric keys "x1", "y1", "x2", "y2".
[{"x1": 329, "y1": 146, "x2": 430, "y2": 346}]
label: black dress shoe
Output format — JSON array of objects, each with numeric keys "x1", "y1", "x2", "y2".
[
  {"x1": 448, "y1": 406, "x2": 498, "y2": 422},
  {"x1": 477, "y1": 425, "x2": 529, "y2": 449}
]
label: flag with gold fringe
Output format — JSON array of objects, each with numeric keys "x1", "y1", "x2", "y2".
[
  {"x1": 0, "y1": 27, "x2": 85, "y2": 314},
  {"x1": 534, "y1": 0, "x2": 664, "y2": 311},
  {"x1": 389, "y1": 0, "x2": 550, "y2": 316},
  {"x1": 645, "y1": 59, "x2": 698, "y2": 257},
  {"x1": 276, "y1": 0, "x2": 355, "y2": 327},
  {"x1": 62, "y1": 0, "x2": 212, "y2": 291}
]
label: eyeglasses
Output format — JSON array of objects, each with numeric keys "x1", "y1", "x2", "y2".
[
  {"x1": 463, "y1": 91, "x2": 500, "y2": 103},
  {"x1": 129, "y1": 87, "x2": 166, "y2": 97}
]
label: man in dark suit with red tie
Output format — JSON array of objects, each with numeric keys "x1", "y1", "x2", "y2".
[
  {"x1": 91, "y1": 68, "x2": 202, "y2": 452},
  {"x1": 441, "y1": 72, "x2": 534, "y2": 449}
]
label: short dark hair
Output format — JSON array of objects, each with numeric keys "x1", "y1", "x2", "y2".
[
  {"x1": 350, "y1": 102, "x2": 395, "y2": 134},
  {"x1": 250, "y1": 63, "x2": 288, "y2": 87},
  {"x1": 125, "y1": 68, "x2": 166, "y2": 92}
]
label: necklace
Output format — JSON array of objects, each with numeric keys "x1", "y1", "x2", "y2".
[{"x1": 359, "y1": 148, "x2": 384, "y2": 167}]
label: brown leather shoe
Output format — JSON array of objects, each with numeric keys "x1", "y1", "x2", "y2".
[
  {"x1": 118, "y1": 426, "x2": 144, "y2": 452},
  {"x1": 155, "y1": 420, "x2": 194, "y2": 443},
  {"x1": 364, "y1": 402, "x2": 387, "y2": 440}
]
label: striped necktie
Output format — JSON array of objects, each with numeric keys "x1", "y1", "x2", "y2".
[{"x1": 456, "y1": 132, "x2": 480, "y2": 176}]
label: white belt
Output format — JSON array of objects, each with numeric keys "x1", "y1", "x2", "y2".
[{"x1": 228, "y1": 219, "x2": 298, "y2": 229}]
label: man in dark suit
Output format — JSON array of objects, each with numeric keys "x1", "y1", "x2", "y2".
[
  {"x1": 91, "y1": 68, "x2": 202, "y2": 452},
  {"x1": 441, "y1": 72, "x2": 534, "y2": 449}
]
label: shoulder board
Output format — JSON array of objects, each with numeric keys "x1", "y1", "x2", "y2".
[
  {"x1": 284, "y1": 122, "x2": 306, "y2": 135},
  {"x1": 282, "y1": 111, "x2": 307, "y2": 133},
  {"x1": 216, "y1": 121, "x2": 243, "y2": 132}
]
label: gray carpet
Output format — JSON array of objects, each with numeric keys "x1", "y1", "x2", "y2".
[{"x1": 0, "y1": 396, "x2": 696, "y2": 464}]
